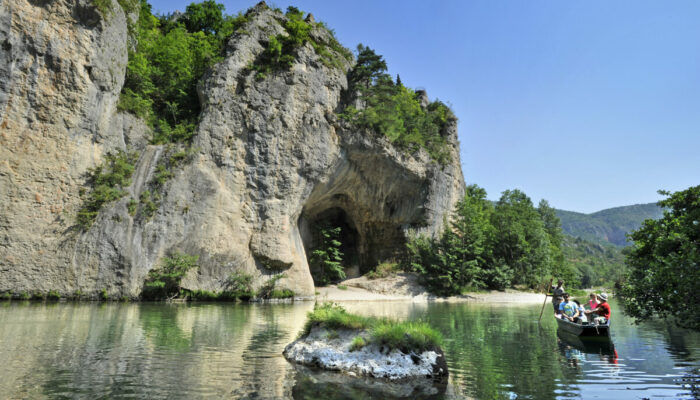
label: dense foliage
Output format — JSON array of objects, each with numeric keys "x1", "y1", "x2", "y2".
[
  {"x1": 248, "y1": 7, "x2": 352, "y2": 80},
  {"x1": 309, "y1": 226, "x2": 345, "y2": 285},
  {"x1": 77, "y1": 151, "x2": 138, "y2": 229},
  {"x1": 408, "y1": 186, "x2": 569, "y2": 295},
  {"x1": 621, "y1": 186, "x2": 700, "y2": 330},
  {"x1": 142, "y1": 252, "x2": 199, "y2": 299},
  {"x1": 339, "y1": 45, "x2": 453, "y2": 164},
  {"x1": 561, "y1": 235, "x2": 626, "y2": 288},
  {"x1": 118, "y1": 0, "x2": 247, "y2": 143},
  {"x1": 302, "y1": 303, "x2": 443, "y2": 352}
]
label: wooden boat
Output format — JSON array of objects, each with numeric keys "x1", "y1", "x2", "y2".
[{"x1": 555, "y1": 316, "x2": 610, "y2": 337}]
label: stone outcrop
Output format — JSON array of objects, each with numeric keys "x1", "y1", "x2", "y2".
[
  {"x1": 283, "y1": 325, "x2": 449, "y2": 382},
  {"x1": 0, "y1": 2, "x2": 465, "y2": 298}
]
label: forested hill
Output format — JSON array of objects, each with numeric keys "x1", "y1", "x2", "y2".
[{"x1": 556, "y1": 203, "x2": 664, "y2": 247}]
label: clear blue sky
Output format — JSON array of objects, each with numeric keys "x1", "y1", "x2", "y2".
[{"x1": 149, "y1": 0, "x2": 700, "y2": 213}]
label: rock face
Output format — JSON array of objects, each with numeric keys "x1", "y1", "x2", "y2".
[
  {"x1": 0, "y1": 2, "x2": 465, "y2": 297},
  {"x1": 283, "y1": 325, "x2": 449, "y2": 381},
  {"x1": 0, "y1": 0, "x2": 132, "y2": 293}
]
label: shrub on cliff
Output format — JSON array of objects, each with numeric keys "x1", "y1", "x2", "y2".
[
  {"x1": 340, "y1": 45, "x2": 453, "y2": 164},
  {"x1": 142, "y1": 252, "x2": 199, "y2": 299},
  {"x1": 118, "y1": 0, "x2": 247, "y2": 143},
  {"x1": 248, "y1": 6, "x2": 352, "y2": 79},
  {"x1": 77, "y1": 151, "x2": 138, "y2": 230}
]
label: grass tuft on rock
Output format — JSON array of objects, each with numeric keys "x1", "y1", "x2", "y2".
[
  {"x1": 301, "y1": 303, "x2": 443, "y2": 352},
  {"x1": 371, "y1": 320, "x2": 444, "y2": 352},
  {"x1": 349, "y1": 336, "x2": 366, "y2": 352}
]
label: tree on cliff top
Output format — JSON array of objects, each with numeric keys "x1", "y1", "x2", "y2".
[
  {"x1": 119, "y1": 0, "x2": 247, "y2": 143},
  {"x1": 621, "y1": 185, "x2": 700, "y2": 330},
  {"x1": 340, "y1": 45, "x2": 452, "y2": 164},
  {"x1": 347, "y1": 44, "x2": 389, "y2": 92}
]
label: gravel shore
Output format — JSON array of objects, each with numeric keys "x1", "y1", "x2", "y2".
[{"x1": 316, "y1": 273, "x2": 547, "y2": 304}]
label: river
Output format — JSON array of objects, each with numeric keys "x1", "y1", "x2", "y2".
[{"x1": 0, "y1": 299, "x2": 697, "y2": 399}]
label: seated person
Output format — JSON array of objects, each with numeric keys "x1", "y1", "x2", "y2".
[
  {"x1": 588, "y1": 293, "x2": 600, "y2": 310},
  {"x1": 559, "y1": 293, "x2": 579, "y2": 322},
  {"x1": 573, "y1": 300, "x2": 587, "y2": 323},
  {"x1": 585, "y1": 293, "x2": 611, "y2": 322}
]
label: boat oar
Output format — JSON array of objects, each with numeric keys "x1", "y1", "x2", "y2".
[{"x1": 538, "y1": 278, "x2": 554, "y2": 323}]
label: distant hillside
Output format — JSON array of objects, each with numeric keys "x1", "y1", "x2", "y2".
[
  {"x1": 556, "y1": 203, "x2": 664, "y2": 247},
  {"x1": 562, "y1": 235, "x2": 627, "y2": 287}
]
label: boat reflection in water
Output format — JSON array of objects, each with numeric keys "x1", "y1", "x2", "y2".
[{"x1": 557, "y1": 330, "x2": 618, "y2": 366}]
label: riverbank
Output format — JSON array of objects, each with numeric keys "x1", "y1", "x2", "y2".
[{"x1": 316, "y1": 273, "x2": 546, "y2": 304}]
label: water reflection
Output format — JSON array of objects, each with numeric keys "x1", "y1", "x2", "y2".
[
  {"x1": 0, "y1": 302, "x2": 313, "y2": 399},
  {"x1": 0, "y1": 300, "x2": 698, "y2": 399},
  {"x1": 290, "y1": 364, "x2": 447, "y2": 400}
]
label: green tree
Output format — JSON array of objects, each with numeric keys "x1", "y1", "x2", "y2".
[
  {"x1": 119, "y1": 0, "x2": 241, "y2": 144},
  {"x1": 491, "y1": 190, "x2": 551, "y2": 287},
  {"x1": 408, "y1": 185, "x2": 495, "y2": 295},
  {"x1": 183, "y1": 0, "x2": 225, "y2": 35},
  {"x1": 347, "y1": 44, "x2": 389, "y2": 92},
  {"x1": 340, "y1": 45, "x2": 453, "y2": 164},
  {"x1": 537, "y1": 199, "x2": 577, "y2": 285},
  {"x1": 310, "y1": 226, "x2": 345, "y2": 285},
  {"x1": 621, "y1": 186, "x2": 700, "y2": 330}
]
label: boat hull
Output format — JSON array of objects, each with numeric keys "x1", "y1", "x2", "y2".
[{"x1": 555, "y1": 316, "x2": 610, "y2": 337}]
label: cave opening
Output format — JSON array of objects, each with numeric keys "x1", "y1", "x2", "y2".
[{"x1": 300, "y1": 207, "x2": 361, "y2": 285}]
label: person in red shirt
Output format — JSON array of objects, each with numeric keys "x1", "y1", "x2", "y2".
[{"x1": 585, "y1": 293, "x2": 611, "y2": 320}]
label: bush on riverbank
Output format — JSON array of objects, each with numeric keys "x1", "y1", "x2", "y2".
[
  {"x1": 142, "y1": 252, "x2": 199, "y2": 299},
  {"x1": 301, "y1": 303, "x2": 443, "y2": 352},
  {"x1": 365, "y1": 262, "x2": 401, "y2": 279}
]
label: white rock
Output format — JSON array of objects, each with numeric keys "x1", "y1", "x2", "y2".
[{"x1": 283, "y1": 326, "x2": 448, "y2": 381}]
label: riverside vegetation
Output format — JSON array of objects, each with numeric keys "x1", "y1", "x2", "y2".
[
  {"x1": 406, "y1": 185, "x2": 573, "y2": 296},
  {"x1": 620, "y1": 185, "x2": 700, "y2": 330},
  {"x1": 142, "y1": 253, "x2": 293, "y2": 301}
]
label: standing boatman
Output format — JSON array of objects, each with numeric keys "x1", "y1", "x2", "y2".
[{"x1": 551, "y1": 279, "x2": 565, "y2": 315}]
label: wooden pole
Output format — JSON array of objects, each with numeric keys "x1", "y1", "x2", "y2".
[{"x1": 538, "y1": 277, "x2": 554, "y2": 323}]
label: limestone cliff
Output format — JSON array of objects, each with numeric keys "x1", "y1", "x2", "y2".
[{"x1": 0, "y1": 1, "x2": 465, "y2": 298}]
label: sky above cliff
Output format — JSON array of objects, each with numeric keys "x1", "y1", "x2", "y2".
[{"x1": 149, "y1": 0, "x2": 700, "y2": 214}]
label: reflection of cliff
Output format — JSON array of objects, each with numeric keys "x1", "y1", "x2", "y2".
[{"x1": 0, "y1": 302, "x2": 312, "y2": 399}]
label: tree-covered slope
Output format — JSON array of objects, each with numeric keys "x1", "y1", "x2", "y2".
[
  {"x1": 561, "y1": 235, "x2": 627, "y2": 288},
  {"x1": 556, "y1": 203, "x2": 663, "y2": 246}
]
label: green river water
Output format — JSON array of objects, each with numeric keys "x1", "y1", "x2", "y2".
[{"x1": 0, "y1": 299, "x2": 698, "y2": 399}]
